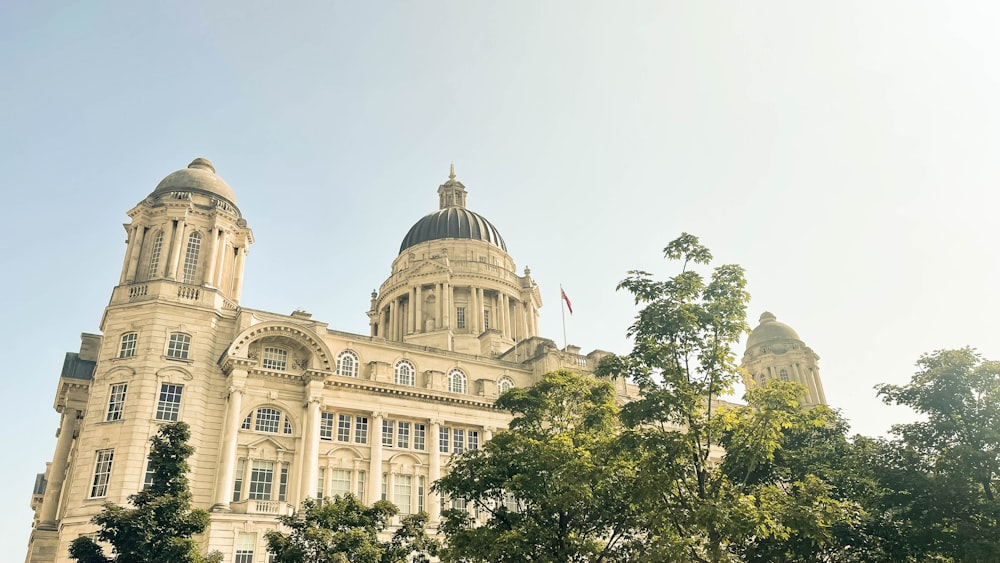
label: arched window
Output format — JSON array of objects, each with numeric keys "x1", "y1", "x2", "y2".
[
  {"x1": 779, "y1": 369, "x2": 790, "y2": 382},
  {"x1": 242, "y1": 407, "x2": 294, "y2": 434},
  {"x1": 182, "y1": 232, "x2": 201, "y2": 284},
  {"x1": 336, "y1": 350, "x2": 359, "y2": 377},
  {"x1": 262, "y1": 347, "x2": 287, "y2": 371},
  {"x1": 118, "y1": 332, "x2": 138, "y2": 358},
  {"x1": 395, "y1": 360, "x2": 415, "y2": 386},
  {"x1": 148, "y1": 230, "x2": 164, "y2": 278},
  {"x1": 166, "y1": 333, "x2": 191, "y2": 359},
  {"x1": 448, "y1": 369, "x2": 467, "y2": 394},
  {"x1": 498, "y1": 377, "x2": 514, "y2": 395}
]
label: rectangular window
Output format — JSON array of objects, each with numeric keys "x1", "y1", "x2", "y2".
[
  {"x1": 90, "y1": 449, "x2": 114, "y2": 498},
  {"x1": 397, "y1": 421, "x2": 410, "y2": 449},
  {"x1": 337, "y1": 415, "x2": 351, "y2": 442},
  {"x1": 418, "y1": 476, "x2": 426, "y2": 513},
  {"x1": 255, "y1": 408, "x2": 281, "y2": 433},
  {"x1": 453, "y1": 429, "x2": 465, "y2": 455},
  {"x1": 381, "y1": 473, "x2": 388, "y2": 501},
  {"x1": 456, "y1": 306, "x2": 466, "y2": 329},
  {"x1": 382, "y1": 419, "x2": 394, "y2": 447},
  {"x1": 483, "y1": 310, "x2": 490, "y2": 331},
  {"x1": 413, "y1": 424, "x2": 426, "y2": 451},
  {"x1": 320, "y1": 412, "x2": 334, "y2": 441},
  {"x1": 249, "y1": 460, "x2": 274, "y2": 500},
  {"x1": 182, "y1": 233, "x2": 201, "y2": 285},
  {"x1": 155, "y1": 383, "x2": 183, "y2": 422},
  {"x1": 439, "y1": 427, "x2": 450, "y2": 453},
  {"x1": 355, "y1": 416, "x2": 368, "y2": 444},
  {"x1": 262, "y1": 347, "x2": 287, "y2": 371},
  {"x1": 143, "y1": 457, "x2": 155, "y2": 490},
  {"x1": 469, "y1": 431, "x2": 479, "y2": 451},
  {"x1": 331, "y1": 469, "x2": 351, "y2": 497},
  {"x1": 119, "y1": 333, "x2": 137, "y2": 358},
  {"x1": 317, "y1": 467, "x2": 325, "y2": 499},
  {"x1": 278, "y1": 464, "x2": 288, "y2": 502},
  {"x1": 357, "y1": 470, "x2": 366, "y2": 501},
  {"x1": 106, "y1": 383, "x2": 127, "y2": 422},
  {"x1": 233, "y1": 458, "x2": 245, "y2": 502},
  {"x1": 395, "y1": 474, "x2": 413, "y2": 514},
  {"x1": 166, "y1": 333, "x2": 191, "y2": 359},
  {"x1": 234, "y1": 533, "x2": 255, "y2": 563}
]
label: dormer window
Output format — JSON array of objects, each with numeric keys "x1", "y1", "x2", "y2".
[{"x1": 262, "y1": 347, "x2": 287, "y2": 371}]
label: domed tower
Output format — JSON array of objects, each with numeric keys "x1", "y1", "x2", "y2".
[
  {"x1": 369, "y1": 167, "x2": 542, "y2": 355},
  {"x1": 118, "y1": 157, "x2": 253, "y2": 303},
  {"x1": 741, "y1": 312, "x2": 827, "y2": 407}
]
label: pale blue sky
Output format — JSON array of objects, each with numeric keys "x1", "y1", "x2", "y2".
[{"x1": 5, "y1": 1, "x2": 1000, "y2": 555}]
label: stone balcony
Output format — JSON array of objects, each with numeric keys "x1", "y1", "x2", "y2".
[
  {"x1": 111, "y1": 279, "x2": 239, "y2": 312},
  {"x1": 229, "y1": 499, "x2": 295, "y2": 516}
]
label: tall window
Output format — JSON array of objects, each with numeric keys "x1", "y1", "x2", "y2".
[
  {"x1": 498, "y1": 377, "x2": 515, "y2": 395},
  {"x1": 106, "y1": 383, "x2": 127, "y2": 422},
  {"x1": 262, "y1": 347, "x2": 287, "y2": 371},
  {"x1": 336, "y1": 350, "x2": 359, "y2": 377},
  {"x1": 279, "y1": 465, "x2": 289, "y2": 501},
  {"x1": 317, "y1": 467, "x2": 325, "y2": 499},
  {"x1": 118, "y1": 332, "x2": 137, "y2": 358},
  {"x1": 453, "y1": 428, "x2": 466, "y2": 454},
  {"x1": 394, "y1": 360, "x2": 415, "y2": 386},
  {"x1": 355, "y1": 416, "x2": 368, "y2": 444},
  {"x1": 395, "y1": 474, "x2": 413, "y2": 514},
  {"x1": 166, "y1": 333, "x2": 191, "y2": 359},
  {"x1": 779, "y1": 369, "x2": 790, "y2": 382},
  {"x1": 456, "y1": 306, "x2": 466, "y2": 329},
  {"x1": 234, "y1": 533, "x2": 255, "y2": 563},
  {"x1": 414, "y1": 424, "x2": 426, "y2": 451},
  {"x1": 249, "y1": 460, "x2": 274, "y2": 500},
  {"x1": 320, "y1": 412, "x2": 334, "y2": 440},
  {"x1": 331, "y1": 469, "x2": 351, "y2": 497},
  {"x1": 397, "y1": 421, "x2": 411, "y2": 449},
  {"x1": 155, "y1": 383, "x2": 183, "y2": 421},
  {"x1": 90, "y1": 449, "x2": 114, "y2": 498},
  {"x1": 448, "y1": 369, "x2": 467, "y2": 394},
  {"x1": 418, "y1": 476, "x2": 426, "y2": 513},
  {"x1": 439, "y1": 427, "x2": 450, "y2": 453},
  {"x1": 469, "y1": 430, "x2": 479, "y2": 451},
  {"x1": 147, "y1": 230, "x2": 164, "y2": 278},
  {"x1": 382, "y1": 419, "x2": 394, "y2": 447},
  {"x1": 181, "y1": 232, "x2": 201, "y2": 284},
  {"x1": 233, "y1": 459, "x2": 245, "y2": 502},
  {"x1": 143, "y1": 458, "x2": 156, "y2": 490},
  {"x1": 337, "y1": 415, "x2": 351, "y2": 442},
  {"x1": 357, "y1": 470, "x2": 367, "y2": 501},
  {"x1": 483, "y1": 309, "x2": 490, "y2": 331}
]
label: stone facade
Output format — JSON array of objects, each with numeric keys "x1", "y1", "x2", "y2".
[{"x1": 24, "y1": 159, "x2": 629, "y2": 563}]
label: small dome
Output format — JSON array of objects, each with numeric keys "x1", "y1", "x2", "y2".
[
  {"x1": 151, "y1": 158, "x2": 238, "y2": 205},
  {"x1": 746, "y1": 312, "x2": 801, "y2": 349},
  {"x1": 399, "y1": 207, "x2": 507, "y2": 254}
]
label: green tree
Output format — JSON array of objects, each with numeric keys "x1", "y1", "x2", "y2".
[
  {"x1": 598, "y1": 233, "x2": 860, "y2": 562},
  {"x1": 68, "y1": 422, "x2": 216, "y2": 563},
  {"x1": 872, "y1": 348, "x2": 1000, "y2": 562},
  {"x1": 434, "y1": 370, "x2": 640, "y2": 562},
  {"x1": 265, "y1": 494, "x2": 438, "y2": 563}
]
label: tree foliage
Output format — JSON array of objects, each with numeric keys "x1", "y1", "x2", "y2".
[
  {"x1": 264, "y1": 494, "x2": 437, "y2": 563},
  {"x1": 598, "y1": 233, "x2": 861, "y2": 562},
  {"x1": 68, "y1": 422, "x2": 216, "y2": 563},
  {"x1": 434, "y1": 370, "x2": 640, "y2": 562}
]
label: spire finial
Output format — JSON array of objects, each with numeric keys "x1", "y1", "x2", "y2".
[{"x1": 449, "y1": 163, "x2": 456, "y2": 181}]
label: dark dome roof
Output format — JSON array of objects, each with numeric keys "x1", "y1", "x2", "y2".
[{"x1": 399, "y1": 207, "x2": 507, "y2": 254}]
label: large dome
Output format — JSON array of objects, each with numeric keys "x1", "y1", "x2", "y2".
[
  {"x1": 746, "y1": 312, "x2": 801, "y2": 348},
  {"x1": 150, "y1": 158, "x2": 238, "y2": 206},
  {"x1": 399, "y1": 207, "x2": 507, "y2": 254}
]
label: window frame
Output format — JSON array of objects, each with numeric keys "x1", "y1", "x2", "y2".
[
  {"x1": 394, "y1": 359, "x2": 415, "y2": 386},
  {"x1": 335, "y1": 350, "x2": 360, "y2": 377},
  {"x1": 262, "y1": 347, "x2": 288, "y2": 371},
  {"x1": 118, "y1": 332, "x2": 138, "y2": 359},
  {"x1": 90, "y1": 449, "x2": 114, "y2": 498},
  {"x1": 106, "y1": 383, "x2": 127, "y2": 422},
  {"x1": 448, "y1": 369, "x2": 468, "y2": 394},
  {"x1": 166, "y1": 332, "x2": 191, "y2": 360},
  {"x1": 154, "y1": 383, "x2": 183, "y2": 422}
]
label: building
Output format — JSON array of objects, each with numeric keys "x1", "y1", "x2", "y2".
[
  {"x1": 24, "y1": 159, "x2": 826, "y2": 563},
  {"x1": 25, "y1": 159, "x2": 629, "y2": 563}
]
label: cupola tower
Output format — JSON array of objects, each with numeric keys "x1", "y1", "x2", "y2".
[{"x1": 741, "y1": 312, "x2": 827, "y2": 407}]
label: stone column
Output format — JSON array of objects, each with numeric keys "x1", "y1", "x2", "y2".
[
  {"x1": 167, "y1": 219, "x2": 187, "y2": 281},
  {"x1": 299, "y1": 391, "x2": 322, "y2": 500},
  {"x1": 212, "y1": 379, "x2": 245, "y2": 511},
  {"x1": 232, "y1": 246, "x2": 247, "y2": 301},
  {"x1": 368, "y1": 413, "x2": 384, "y2": 504},
  {"x1": 214, "y1": 232, "x2": 230, "y2": 288},
  {"x1": 470, "y1": 287, "x2": 479, "y2": 333},
  {"x1": 415, "y1": 286, "x2": 423, "y2": 333},
  {"x1": 37, "y1": 408, "x2": 80, "y2": 528},
  {"x1": 443, "y1": 282, "x2": 451, "y2": 329},
  {"x1": 484, "y1": 426, "x2": 494, "y2": 442},
  {"x1": 428, "y1": 419, "x2": 442, "y2": 522},
  {"x1": 203, "y1": 228, "x2": 219, "y2": 288},
  {"x1": 123, "y1": 225, "x2": 145, "y2": 284},
  {"x1": 240, "y1": 454, "x2": 253, "y2": 502},
  {"x1": 436, "y1": 283, "x2": 444, "y2": 329}
]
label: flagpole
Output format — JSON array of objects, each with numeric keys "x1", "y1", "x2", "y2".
[{"x1": 560, "y1": 284, "x2": 567, "y2": 350}]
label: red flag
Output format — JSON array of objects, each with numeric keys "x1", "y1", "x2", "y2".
[{"x1": 561, "y1": 288, "x2": 573, "y2": 315}]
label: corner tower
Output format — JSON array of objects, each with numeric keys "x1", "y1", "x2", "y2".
[
  {"x1": 369, "y1": 167, "x2": 542, "y2": 356},
  {"x1": 741, "y1": 312, "x2": 827, "y2": 407}
]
